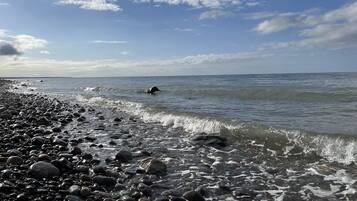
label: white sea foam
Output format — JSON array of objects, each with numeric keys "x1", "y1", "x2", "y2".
[
  {"x1": 75, "y1": 95, "x2": 357, "y2": 165},
  {"x1": 83, "y1": 87, "x2": 101, "y2": 92},
  {"x1": 76, "y1": 95, "x2": 240, "y2": 134}
]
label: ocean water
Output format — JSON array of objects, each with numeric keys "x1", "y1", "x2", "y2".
[{"x1": 13, "y1": 72, "x2": 357, "y2": 164}]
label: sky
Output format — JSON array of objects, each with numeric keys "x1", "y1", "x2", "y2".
[{"x1": 0, "y1": 0, "x2": 357, "y2": 76}]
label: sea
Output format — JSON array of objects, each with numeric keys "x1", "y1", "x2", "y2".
[{"x1": 12, "y1": 72, "x2": 357, "y2": 165}]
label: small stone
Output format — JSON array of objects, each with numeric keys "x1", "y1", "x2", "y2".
[
  {"x1": 38, "y1": 154, "x2": 50, "y2": 161},
  {"x1": 65, "y1": 195, "x2": 82, "y2": 201},
  {"x1": 16, "y1": 193, "x2": 28, "y2": 201},
  {"x1": 69, "y1": 185, "x2": 80, "y2": 195},
  {"x1": 80, "y1": 187, "x2": 91, "y2": 197},
  {"x1": 6, "y1": 156, "x2": 23, "y2": 166},
  {"x1": 29, "y1": 161, "x2": 60, "y2": 179},
  {"x1": 183, "y1": 191, "x2": 205, "y2": 201},
  {"x1": 141, "y1": 158, "x2": 167, "y2": 175},
  {"x1": 52, "y1": 127, "x2": 62, "y2": 133},
  {"x1": 93, "y1": 176, "x2": 116, "y2": 187},
  {"x1": 70, "y1": 147, "x2": 82, "y2": 155},
  {"x1": 114, "y1": 117, "x2": 122, "y2": 122},
  {"x1": 115, "y1": 150, "x2": 132, "y2": 163}
]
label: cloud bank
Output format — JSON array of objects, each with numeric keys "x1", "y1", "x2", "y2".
[{"x1": 253, "y1": 2, "x2": 357, "y2": 50}]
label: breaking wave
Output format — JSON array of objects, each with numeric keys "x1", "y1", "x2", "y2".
[{"x1": 76, "y1": 95, "x2": 357, "y2": 165}]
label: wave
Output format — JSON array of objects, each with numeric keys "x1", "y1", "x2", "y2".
[
  {"x1": 82, "y1": 87, "x2": 101, "y2": 92},
  {"x1": 76, "y1": 95, "x2": 357, "y2": 165},
  {"x1": 177, "y1": 87, "x2": 357, "y2": 102}
]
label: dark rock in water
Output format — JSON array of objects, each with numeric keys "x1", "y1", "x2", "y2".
[
  {"x1": 141, "y1": 158, "x2": 167, "y2": 175},
  {"x1": 191, "y1": 134, "x2": 228, "y2": 148},
  {"x1": 92, "y1": 165, "x2": 107, "y2": 175},
  {"x1": 69, "y1": 185, "x2": 81, "y2": 195},
  {"x1": 36, "y1": 117, "x2": 50, "y2": 126},
  {"x1": 80, "y1": 187, "x2": 92, "y2": 197},
  {"x1": 169, "y1": 197, "x2": 186, "y2": 201},
  {"x1": 0, "y1": 182, "x2": 13, "y2": 193},
  {"x1": 65, "y1": 195, "x2": 82, "y2": 201},
  {"x1": 183, "y1": 191, "x2": 205, "y2": 201},
  {"x1": 115, "y1": 150, "x2": 132, "y2": 163},
  {"x1": 114, "y1": 117, "x2": 122, "y2": 122},
  {"x1": 6, "y1": 156, "x2": 23, "y2": 166},
  {"x1": 52, "y1": 127, "x2": 62, "y2": 133},
  {"x1": 82, "y1": 153, "x2": 93, "y2": 160},
  {"x1": 147, "y1": 86, "x2": 160, "y2": 94},
  {"x1": 77, "y1": 116, "x2": 86, "y2": 122},
  {"x1": 29, "y1": 161, "x2": 60, "y2": 179},
  {"x1": 93, "y1": 176, "x2": 116, "y2": 186},
  {"x1": 70, "y1": 146, "x2": 82, "y2": 155}
]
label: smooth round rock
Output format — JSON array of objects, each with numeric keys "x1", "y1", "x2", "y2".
[
  {"x1": 29, "y1": 161, "x2": 60, "y2": 179},
  {"x1": 6, "y1": 156, "x2": 23, "y2": 166},
  {"x1": 115, "y1": 150, "x2": 132, "y2": 163},
  {"x1": 183, "y1": 191, "x2": 205, "y2": 201}
]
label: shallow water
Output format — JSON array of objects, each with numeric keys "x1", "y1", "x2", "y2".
[
  {"x1": 10, "y1": 72, "x2": 357, "y2": 164},
  {"x1": 9, "y1": 74, "x2": 357, "y2": 200}
]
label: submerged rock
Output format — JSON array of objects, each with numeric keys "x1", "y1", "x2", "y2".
[
  {"x1": 191, "y1": 134, "x2": 228, "y2": 148},
  {"x1": 141, "y1": 158, "x2": 167, "y2": 175},
  {"x1": 115, "y1": 149, "x2": 132, "y2": 163},
  {"x1": 183, "y1": 191, "x2": 205, "y2": 201}
]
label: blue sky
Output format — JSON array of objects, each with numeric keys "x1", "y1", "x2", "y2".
[{"x1": 0, "y1": 0, "x2": 357, "y2": 76}]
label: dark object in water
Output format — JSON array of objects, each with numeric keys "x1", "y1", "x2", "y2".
[{"x1": 147, "y1": 86, "x2": 160, "y2": 94}]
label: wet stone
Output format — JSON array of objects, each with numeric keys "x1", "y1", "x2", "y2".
[
  {"x1": 93, "y1": 176, "x2": 117, "y2": 187},
  {"x1": 115, "y1": 150, "x2": 133, "y2": 163},
  {"x1": 141, "y1": 158, "x2": 167, "y2": 175},
  {"x1": 29, "y1": 161, "x2": 60, "y2": 179},
  {"x1": 6, "y1": 156, "x2": 23, "y2": 166},
  {"x1": 183, "y1": 191, "x2": 205, "y2": 201}
]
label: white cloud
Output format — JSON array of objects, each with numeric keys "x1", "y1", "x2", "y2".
[
  {"x1": 90, "y1": 40, "x2": 128, "y2": 44},
  {"x1": 13, "y1": 35, "x2": 48, "y2": 51},
  {"x1": 0, "y1": 50, "x2": 272, "y2": 76},
  {"x1": 199, "y1": 10, "x2": 234, "y2": 20},
  {"x1": 0, "y1": 28, "x2": 48, "y2": 56},
  {"x1": 254, "y1": 2, "x2": 357, "y2": 50},
  {"x1": 40, "y1": 50, "x2": 51, "y2": 55},
  {"x1": 132, "y1": 0, "x2": 243, "y2": 9},
  {"x1": 56, "y1": 0, "x2": 121, "y2": 12},
  {"x1": 254, "y1": 16, "x2": 299, "y2": 34}
]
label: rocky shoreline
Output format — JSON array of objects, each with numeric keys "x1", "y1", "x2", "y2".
[
  {"x1": 0, "y1": 79, "x2": 233, "y2": 201},
  {"x1": 4, "y1": 79, "x2": 357, "y2": 201}
]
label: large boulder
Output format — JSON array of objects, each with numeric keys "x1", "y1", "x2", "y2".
[{"x1": 29, "y1": 161, "x2": 60, "y2": 179}]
